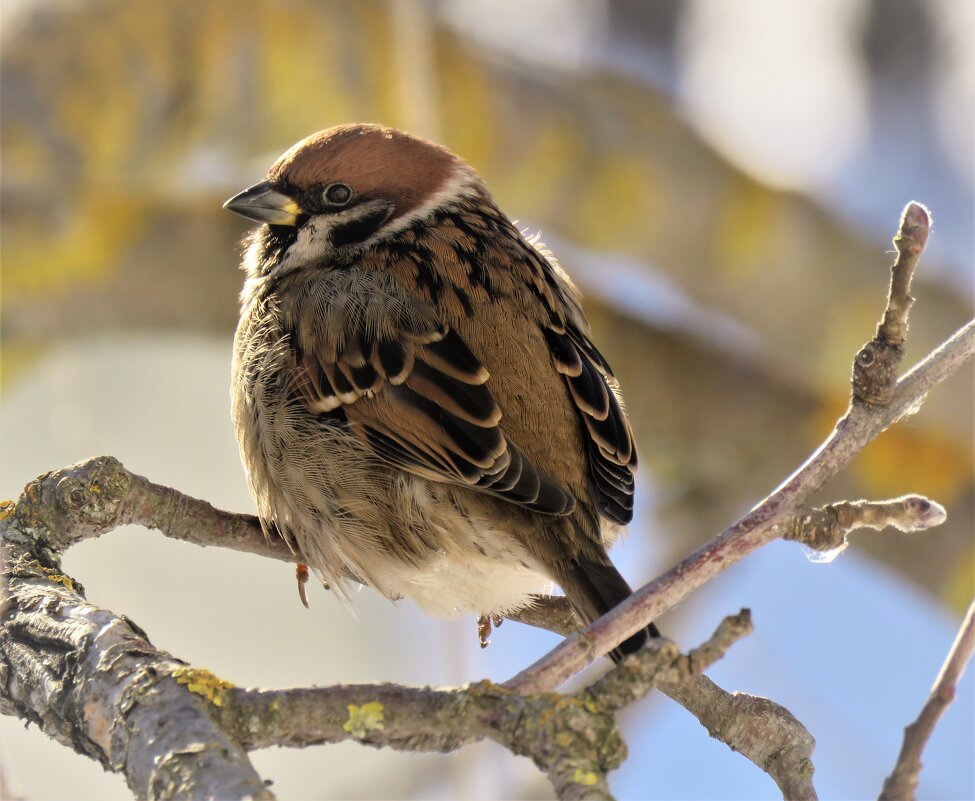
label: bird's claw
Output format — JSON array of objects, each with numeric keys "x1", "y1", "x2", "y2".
[{"x1": 296, "y1": 563, "x2": 310, "y2": 608}]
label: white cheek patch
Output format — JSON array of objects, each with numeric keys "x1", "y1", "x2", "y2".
[{"x1": 278, "y1": 216, "x2": 336, "y2": 272}]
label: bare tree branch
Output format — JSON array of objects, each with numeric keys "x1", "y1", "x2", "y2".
[
  {"x1": 0, "y1": 548, "x2": 274, "y2": 801},
  {"x1": 209, "y1": 613, "x2": 750, "y2": 801},
  {"x1": 504, "y1": 204, "x2": 972, "y2": 695},
  {"x1": 4, "y1": 454, "x2": 816, "y2": 797},
  {"x1": 662, "y1": 675, "x2": 817, "y2": 801},
  {"x1": 879, "y1": 597, "x2": 975, "y2": 801},
  {"x1": 1, "y1": 457, "x2": 818, "y2": 799},
  {"x1": 5, "y1": 461, "x2": 291, "y2": 564},
  {"x1": 0, "y1": 500, "x2": 748, "y2": 801}
]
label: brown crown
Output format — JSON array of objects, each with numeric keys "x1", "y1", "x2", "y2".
[{"x1": 268, "y1": 123, "x2": 462, "y2": 219}]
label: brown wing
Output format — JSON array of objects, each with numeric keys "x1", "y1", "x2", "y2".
[
  {"x1": 542, "y1": 321, "x2": 637, "y2": 525},
  {"x1": 496, "y1": 227, "x2": 637, "y2": 525},
  {"x1": 291, "y1": 306, "x2": 575, "y2": 517},
  {"x1": 459, "y1": 225, "x2": 639, "y2": 526}
]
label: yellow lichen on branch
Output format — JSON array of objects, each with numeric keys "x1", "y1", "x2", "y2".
[
  {"x1": 572, "y1": 769, "x2": 599, "y2": 786},
  {"x1": 44, "y1": 572, "x2": 75, "y2": 591},
  {"x1": 173, "y1": 667, "x2": 235, "y2": 707},
  {"x1": 342, "y1": 702, "x2": 385, "y2": 739}
]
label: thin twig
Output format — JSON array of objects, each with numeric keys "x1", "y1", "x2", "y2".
[
  {"x1": 878, "y1": 203, "x2": 929, "y2": 345},
  {"x1": 502, "y1": 203, "x2": 971, "y2": 694},
  {"x1": 0, "y1": 457, "x2": 292, "y2": 564},
  {"x1": 585, "y1": 611, "x2": 754, "y2": 714},
  {"x1": 854, "y1": 201, "x2": 929, "y2": 405},
  {"x1": 507, "y1": 595, "x2": 580, "y2": 634},
  {"x1": 879, "y1": 598, "x2": 975, "y2": 801}
]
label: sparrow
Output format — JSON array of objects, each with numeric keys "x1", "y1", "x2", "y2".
[{"x1": 224, "y1": 123, "x2": 656, "y2": 660}]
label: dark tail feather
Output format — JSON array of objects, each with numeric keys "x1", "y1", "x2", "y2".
[{"x1": 559, "y1": 558, "x2": 659, "y2": 663}]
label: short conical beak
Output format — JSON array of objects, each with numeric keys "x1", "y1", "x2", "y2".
[{"x1": 223, "y1": 181, "x2": 304, "y2": 226}]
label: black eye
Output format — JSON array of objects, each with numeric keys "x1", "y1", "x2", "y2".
[{"x1": 323, "y1": 183, "x2": 353, "y2": 207}]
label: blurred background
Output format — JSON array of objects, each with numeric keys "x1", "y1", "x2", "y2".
[{"x1": 1, "y1": 0, "x2": 972, "y2": 798}]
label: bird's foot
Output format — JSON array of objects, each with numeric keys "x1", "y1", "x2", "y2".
[
  {"x1": 476, "y1": 615, "x2": 491, "y2": 648},
  {"x1": 476, "y1": 614, "x2": 504, "y2": 648}
]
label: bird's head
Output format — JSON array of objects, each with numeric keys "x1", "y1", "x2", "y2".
[{"x1": 225, "y1": 123, "x2": 475, "y2": 276}]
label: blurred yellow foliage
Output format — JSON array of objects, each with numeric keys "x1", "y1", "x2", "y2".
[
  {"x1": 4, "y1": 195, "x2": 146, "y2": 298},
  {"x1": 492, "y1": 122, "x2": 583, "y2": 217},
  {"x1": 0, "y1": 342, "x2": 47, "y2": 391},
  {"x1": 943, "y1": 547, "x2": 975, "y2": 614},
  {"x1": 713, "y1": 178, "x2": 778, "y2": 278},
  {"x1": 571, "y1": 151, "x2": 663, "y2": 251},
  {"x1": 437, "y1": 38, "x2": 503, "y2": 171}
]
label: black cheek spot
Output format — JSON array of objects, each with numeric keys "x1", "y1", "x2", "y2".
[{"x1": 330, "y1": 205, "x2": 394, "y2": 248}]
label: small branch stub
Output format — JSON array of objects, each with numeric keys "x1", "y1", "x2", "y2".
[
  {"x1": 852, "y1": 202, "x2": 930, "y2": 406},
  {"x1": 787, "y1": 496, "x2": 947, "y2": 553},
  {"x1": 586, "y1": 611, "x2": 753, "y2": 714},
  {"x1": 879, "y1": 203, "x2": 930, "y2": 345}
]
